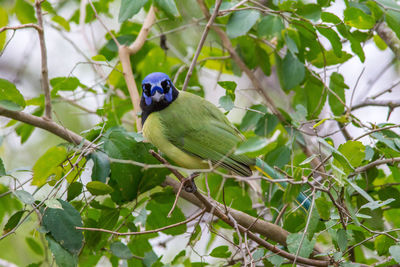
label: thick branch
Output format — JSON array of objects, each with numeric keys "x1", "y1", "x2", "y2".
[
  {"x1": 0, "y1": 107, "x2": 94, "y2": 148},
  {"x1": 35, "y1": 0, "x2": 52, "y2": 119},
  {"x1": 376, "y1": 22, "x2": 400, "y2": 60},
  {"x1": 118, "y1": 6, "x2": 156, "y2": 131},
  {"x1": 182, "y1": 0, "x2": 223, "y2": 91}
]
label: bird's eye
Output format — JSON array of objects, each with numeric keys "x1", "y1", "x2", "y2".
[
  {"x1": 161, "y1": 80, "x2": 171, "y2": 93},
  {"x1": 142, "y1": 83, "x2": 151, "y2": 95}
]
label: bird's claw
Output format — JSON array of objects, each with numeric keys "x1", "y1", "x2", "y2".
[{"x1": 183, "y1": 173, "x2": 199, "y2": 193}]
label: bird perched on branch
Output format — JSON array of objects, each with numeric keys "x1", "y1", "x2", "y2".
[{"x1": 140, "y1": 72, "x2": 310, "y2": 211}]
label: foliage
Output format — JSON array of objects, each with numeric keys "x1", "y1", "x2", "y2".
[{"x1": 1, "y1": 0, "x2": 400, "y2": 266}]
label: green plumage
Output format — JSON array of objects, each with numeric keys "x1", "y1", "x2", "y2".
[{"x1": 143, "y1": 91, "x2": 255, "y2": 176}]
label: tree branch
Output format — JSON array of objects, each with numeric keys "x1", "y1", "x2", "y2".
[
  {"x1": 35, "y1": 0, "x2": 52, "y2": 119},
  {"x1": 0, "y1": 24, "x2": 42, "y2": 33},
  {"x1": 352, "y1": 99, "x2": 400, "y2": 111},
  {"x1": 182, "y1": 0, "x2": 223, "y2": 91},
  {"x1": 0, "y1": 107, "x2": 94, "y2": 149},
  {"x1": 376, "y1": 22, "x2": 400, "y2": 60},
  {"x1": 76, "y1": 208, "x2": 206, "y2": 235},
  {"x1": 118, "y1": 6, "x2": 156, "y2": 131}
]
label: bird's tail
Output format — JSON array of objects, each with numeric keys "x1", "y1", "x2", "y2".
[{"x1": 255, "y1": 158, "x2": 311, "y2": 212}]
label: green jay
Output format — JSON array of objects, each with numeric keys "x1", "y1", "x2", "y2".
[{"x1": 140, "y1": 72, "x2": 310, "y2": 210}]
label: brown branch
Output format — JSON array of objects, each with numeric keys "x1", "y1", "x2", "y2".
[
  {"x1": 182, "y1": 0, "x2": 223, "y2": 91},
  {"x1": 118, "y1": 6, "x2": 156, "y2": 131},
  {"x1": 35, "y1": 0, "x2": 52, "y2": 119},
  {"x1": 76, "y1": 208, "x2": 206, "y2": 235},
  {"x1": 376, "y1": 22, "x2": 400, "y2": 60},
  {"x1": 0, "y1": 107, "x2": 94, "y2": 149},
  {"x1": 351, "y1": 99, "x2": 400, "y2": 111},
  {"x1": 151, "y1": 150, "x2": 330, "y2": 265},
  {"x1": 0, "y1": 24, "x2": 42, "y2": 33},
  {"x1": 354, "y1": 157, "x2": 400, "y2": 174}
]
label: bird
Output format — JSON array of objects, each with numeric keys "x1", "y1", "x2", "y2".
[{"x1": 140, "y1": 72, "x2": 310, "y2": 210}]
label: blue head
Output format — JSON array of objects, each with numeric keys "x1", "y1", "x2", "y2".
[
  {"x1": 141, "y1": 72, "x2": 175, "y2": 106},
  {"x1": 140, "y1": 72, "x2": 179, "y2": 125}
]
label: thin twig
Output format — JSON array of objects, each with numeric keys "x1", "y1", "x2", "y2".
[
  {"x1": 182, "y1": 0, "x2": 223, "y2": 91},
  {"x1": 35, "y1": 0, "x2": 52, "y2": 119},
  {"x1": 0, "y1": 24, "x2": 42, "y2": 33},
  {"x1": 77, "y1": 208, "x2": 206, "y2": 235}
]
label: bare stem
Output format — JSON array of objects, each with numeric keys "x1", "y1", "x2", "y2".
[
  {"x1": 35, "y1": 0, "x2": 52, "y2": 119},
  {"x1": 182, "y1": 0, "x2": 223, "y2": 91}
]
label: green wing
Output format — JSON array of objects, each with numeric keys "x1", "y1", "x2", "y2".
[{"x1": 159, "y1": 91, "x2": 255, "y2": 176}]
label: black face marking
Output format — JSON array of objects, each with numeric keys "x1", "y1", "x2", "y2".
[
  {"x1": 140, "y1": 83, "x2": 179, "y2": 126},
  {"x1": 143, "y1": 83, "x2": 151, "y2": 96},
  {"x1": 161, "y1": 80, "x2": 170, "y2": 94}
]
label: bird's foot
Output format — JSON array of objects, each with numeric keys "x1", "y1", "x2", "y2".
[{"x1": 183, "y1": 173, "x2": 200, "y2": 193}]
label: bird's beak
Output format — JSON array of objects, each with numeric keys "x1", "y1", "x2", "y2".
[{"x1": 152, "y1": 91, "x2": 164, "y2": 102}]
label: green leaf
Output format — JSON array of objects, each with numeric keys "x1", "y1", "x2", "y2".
[
  {"x1": 15, "y1": 0, "x2": 37, "y2": 24},
  {"x1": 227, "y1": 10, "x2": 260, "y2": 38},
  {"x1": 317, "y1": 26, "x2": 342, "y2": 57},
  {"x1": 375, "y1": 235, "x2": 395, "y2": 256},
  {"x1": 316, "y1": 195, "x2": 331, "y2": 220},
  {"x1": 329, "y1": 72, "x2": 348, "y2": 115},
  {"x1": 240, "y1": 105, "x2": 267, "y2": 131},
  {"x1": 347, "y1": 180, "x2": 374, "y2": 202},
  {"x1": 88, "y1": 151, "x2": 110, "y2": 183},
  {"x1": 337, "y1": 229, "x2": 348, "y2": 252},
  {"x1": 321, "y1": 12, "x2": 341, "y2": 24},
  {"x1": 26, "y1": 237, "x2": 44, "y2": 255},
  {"x1": 3, "y1": 210, "x2": 25, "y2": 234},
  {"x1": 46, "y1": 235, "x2": 78, "y2": 267},
  {"x1": 235, "y1": 136, "x2": 268, "y2": 155},
  {"x1": 217, "y1": 81, "x2": 237, "y2": 100},
  {"x1": 373, "y1": 34, "x2": 387, "y2": 50},
  {"x1": 286, "y1": 233, "x2": 315, "y2": 258},
  {"x1": 110, "y1": 241, "x2": 134, "y2": 259},
  {"x1": 257, "y1": 15, "x2": 284, "y2": 38},
  {"x1": 102, "y1": 128, "x2": 168, "y2": 203},
  {"x1": 389, "y1": 245, "x2": 400, "y2": 263},
  {"x1": 118, "y1": 0, "x2": 148, "y2": 22},
  {"x1": 50, "y1": 77, "x2": 80, "y2": 95},
  {"x1": 85, "y1": 209, "x2": 120, "y2": 249},
  {"x1": 14, "y1": 190, "x2": 35, "y2": 205},
  {"x1": 52, "y1": 15, "x2": 70, "y2": 31},
  {"x1": 0, "y1": 78, "x2": 26, "y2": 111},
  {"x1": 219, "y1": 95, "x2": 234, "y2": 111},
  {"x1": 146, "y1": 189, "x2": 186, "y2": 235},
  {"x1": 67, "y1": 182, "x2": 83, "y2": 201},
  {"x1": 91, "y1": 55, "x2": 107, "y2": 61},
  {"x1": 210, "y1": 245, "x2": 231, "y2": 258},
  {"x1": 338, "y1": 141, "x2": 365, "y2": 167},
  {"x1": 0, "y1": 158, "x2": 5, "y2": 176},
  {"x1": 154, "y1": 0, "x2": 179, "y2": 18},
  {"x1": 297, "y1": 3, "x2": 321, "y2": 21},
  {"x1": 0, "y1": 7, "x2": 8, "y2": 51},
  {"x1": 15, "y1": 107, "x2": 43, "y2": 144},
  {"x1": 310, "y1": 50, "x2": 352, "y2": 68},
  {"x1": 361, "y1": 198, "x2": 395, "y2": 210},
  {"x1": 255, "y1": 113, "x2": 278, "y2": 136},
  {"x1": 32, "y1": 146, "x2": 68, "y2": 186},
  {"x1": 281, "y1": 52, "x2": 305, "y2": 91},
  {"x1": 86, "y1": 181, "x2": 114, "y2": 195},
  {"x1": 42, "y1": 199, "x2": 83, "y2": 254},
  {"x1": 385, "y1": 12, "x2": 400, "y2": 40},
  {"x1": 265, "y1": 146, "x2": 290, "y2": 169},
  {"x1": 344, "y1": 7, "x2": 375, "y2": 29}
]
